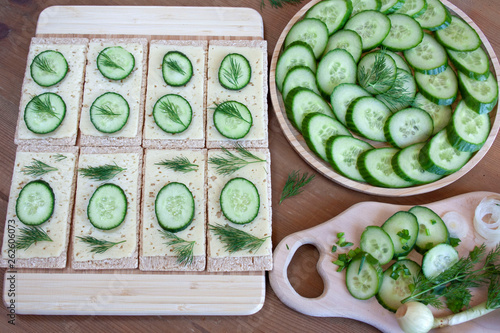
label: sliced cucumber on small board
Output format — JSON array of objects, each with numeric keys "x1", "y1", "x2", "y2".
[
  {"x1": 30, "y1": 50, "x2": 68, "y2": 87},
  {"x1": 97, "y1": 46, "x2": 135, "y2": 80},
  {"x1": 409, "y1": 205, "x2": 450, "y2": 253},
  {"x1": 163, "y1": 51, "x2": 193, "y2": 87},
  {"x1": 155, "y1": 182, "x2": 195, "y2": 232},
  {"x1": 422, "y1": 243, "x2": 458, "y2": 279},
  {"x1": 345, "y1": 254, "x2": 383, "y2": 300},
  {"x1": 220, "y1": 177, "x2": 260, "y2": 225},
  {"x1": 16, "y1": 180, "x2": 55, "y2": 226},
  {"x1": 87, "y1": 183, "x2": 127, "y2": 230},
  {"x1": 360, "y1": 226, "x2": 394, "y2": 265},
  {"x1": 90, "y1": 92, "x2": 130, "y2": 134},
  {"x1": 382, "y1": 211, "x2": 419, "y2": 257},
  {"x1": 24, "y1": 92, "x2": 66, "y2": 134}
]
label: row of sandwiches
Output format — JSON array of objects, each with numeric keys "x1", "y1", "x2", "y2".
[{"x1": 2, "y1": 36, "x2": 272, "y2": 272}]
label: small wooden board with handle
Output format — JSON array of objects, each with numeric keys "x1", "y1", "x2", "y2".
[{"x1": 269, "y1": 191, "x2": 500, "y2": 332}]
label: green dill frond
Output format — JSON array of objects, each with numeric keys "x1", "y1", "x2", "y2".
[
  {"x1": 30, "y1": 94, "x2": 60, "y2": 119},
  {"x1": 208, "y1": 143, "x2": 266, "y2": 175},
  {"x1": 214, "y1": 102, "x2": 251, "y2": 124},
  {"x1": 209, "y1": 223, "x2": 269, "y2": 253},
  {"x1": 54, "y1": 153, "x2": 67, "y2": 162},
  {"x1": 93, "y1": 104, "x2": 120, "y2": 117},
  {"x1": 33, "y1": 55, "x2": 56, "y2": 74},
  {"x1": 77, "y1": 236, "x2": 126, "y2": 254},
  {"x1": 161, "y1": 230, "x2": 195, "y2": 266},
  {"x1": 79, "y1": 162, "x2": 126, "y2": 181},
  {"x1": 155, "y1": 156, "x2": 198, "y2": 173},
  {"x1": 98, "y1": 52, "x2": 124, "y2": 70},
  {"x1": 222, "y1": 56, "x2": 242, "y2": 88},
  {"x1": 279, "y1": 170, "x2": 315, "y2": 204},
  {"x1": 164, "y1": 58, "x2": 186, "y2": 75},
  {"x1": 16, "y1": 226, "x2": 53, "y2": 250},
  {"x1": 158, "y1": 98, "x2": 186, "y2": 127},
  {"x1": 21, "y1": 158, "x2": 58, "y2": 177}
]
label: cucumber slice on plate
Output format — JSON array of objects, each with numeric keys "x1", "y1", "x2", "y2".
[
  {"x1": 435, "y1": 16, "x2": 481, "y2": 52},
  {"x1": 409, "y1": 205, "x2": 450, "y2": 253},
  {"x1": 358, "y1": 51, "x2": 397, "y2": 95},
  {"x1": 282, "y1": 66, "x2": 320, "y2": 101},
  {"x1": 380, "y1": 0, "x2": 405, "y2": 14},
  {"x1": 376, "y1": 259, "x2": 421, "y2": 312},
  {"x1": 213, "y1": 101, "x2": 253, "y2": 139},
  {"x1": 360, "y1": 226, "x2": 395, "y2": 265},
  {"x1": 153, "y1": 94, "x2": 193, "y2": 134},
  {"x1": 30, "y1": 50, "x2": 68, "y2": 87},
  {"x1": 87, "y1": 183, "x2": 127, "y2": 230},
  {"x1": 330, "y1": 83, "x2": 371, "y2": 125},
  {"x1": 404, "y1": 33, "x2": 448, "y2": 75},
  {"x1": 316, "y1": 48, "x2": 357, "y2": 97},
  {"x1": 394, "y1": 0, "x2": 427, "y2": 18},
  {"x1": 446, "y1": 100, "x2": 490, "y2": 152},
  {"x1": 415, "y1": 66, "x2": 458, "y2": 105},
  {"x1": 344, "y1": 10, "x2": 391, "y2": 51},
  {"x1": 326, "y1": 135, "x2": 373, "y2": 182},
  {"x1": 218, "y1": 53, "x2": 251, "y2": 90},
  {"x1": 412, "y1": 92, "x2": 452, "y2": 134},
  {"x1": 346, "y1": 96, "x2": 392, "y2": 142},
  {"x1": 24, "y1": 92, "x2": 66, "y2": 134},
  {"x1": 305, "y1": 0, "x2": 353, "y2": 35},
  {"x1": 392, "y1": 143, "x2": 443, "y2": 184},
  {"x1": 419, "y1": 129, "x2": 473, "y2": 175},
  {"x1": 162, "y1": 51, "x2": 193, "y2": 87},
  {"x1": 276, "y1": 41, "x2": 317, "y2": 92},
  {"x1": 358, "y1": 147, "x2": 414, "y2": 188},
  {"x1": 422, "y1": 243, "x2": 458, "y2": 280},
  {"x1": 97, "y1": 46, "x2": 135, "y2": 80},
  {"x1": 323, "y1": 29, "x2": 363, "y2": 63},
  {"x1": 345, "y1": 254, "x2": 383, "y2": 300},
  {"x1": 415, "y1": 0, "x2": 452, "y2": 31},
  {"x1": 376, "y1": 68, "x2": 417, "y2": 113},
  {"x1": 155, "y1": 182, "x2": 195, "y2": 232},
  {"x1": 382, "y1": 13, "x2": 424, "y2": 51},
  {"x1": 351, "y1": 0, "x2": 382, "y2": 17},
  {"x1": 284, "y1": 18, "x2": 329, "y2": 59},
  {"x1": 16, "y1": 180, "x2": 55, "y2": 226},
  {"x1": 382, "y1": 211, "x2": 419, "y2": 257},
  {"x1": 220, "y1": 177, "x2": 260, "y2": 225},
  {"x1": 384, "y1": 107, "x2": 434, "y2": 148},
  {"x1": 447, "y1": 47, "x2": 490, "y2": 81},
  {"x1": 285, "y1": 87, "x2": 334, "y2": 131},
  {"x1": 90, "y1": 92, "x2": 130, "y2": 133},
  {"x1": 302, "y1": 113, "x2": 352, "y2": 162},
  {"x1": 458, "y1": 70, "x2": 499, "y2": 114}
]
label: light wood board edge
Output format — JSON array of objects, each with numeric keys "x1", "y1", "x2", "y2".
[
  {"x1": 269, "y1": 191, "x2": 500, "y2": 332},
  {"x1": 269, "y1": 0, "x2": 500, "y2": 197}
]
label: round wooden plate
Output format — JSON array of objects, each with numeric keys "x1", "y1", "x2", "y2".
[{"x1": 269, "y1": 0, "x2": 500, "y2": 197}]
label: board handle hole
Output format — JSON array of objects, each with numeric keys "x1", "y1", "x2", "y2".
[{"x1": 286, "y1": 244, "x2": 324, "y2": 298}]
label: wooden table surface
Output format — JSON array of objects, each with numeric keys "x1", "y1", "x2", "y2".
[{"x1": 0, "y1": 0, "x2": 499, "y2": 332}]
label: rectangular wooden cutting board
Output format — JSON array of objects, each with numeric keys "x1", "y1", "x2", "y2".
[{"x1": 3, "y1": 5, "x2": 266, "y2": 316}]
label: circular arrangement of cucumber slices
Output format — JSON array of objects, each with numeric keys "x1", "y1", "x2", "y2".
[
  {"x1": 24, "y1": 92, "x2": 66, "y2": 134},
  {"x1": 97, "y1": 46, "x2": 135, "y2": 80},
  {"x1": 16, "y1": 180, "x2": 55, "y2": 226},
  {"x1": 153, "y1": 94, "x2": 193, "y2": 134},
  {"x1": 30, "y1": 50, "x2": 68, "y2": 87},
  {"x1": 218, "y1": 53, "x2": 251, "y2": 90},
  {"x1": 276, "y1": 0, "x2": 498, "y2": 189},
  {"x1": 220, "y1": 177, "x2": 260, "y2": 225},
  {"x1": 162, "y1": 51, "x2": 193, "y2": 87},
  {"x1": 87, "y1": 183, "x2": 127, "y2": 230},
  {"x1": 90, "y1": 92, "x2": 130, "y2": 133},
  {"x1": 213, "y1": 101, "x2": 253, "y2": 139},
  {"x1": 155, "y1": 182, "x2": 195, "y2": 232}
]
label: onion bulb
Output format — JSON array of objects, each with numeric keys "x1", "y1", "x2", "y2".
[
  {"x1": 474, "y1": 196, "x2": 500, "y2": 243},
  {"x1": 396, "y1": 302, "x2": 434, "y2": 333}
]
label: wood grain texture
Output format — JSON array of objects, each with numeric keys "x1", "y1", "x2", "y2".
[
  {"x1": 269, "y1": 0, "x2": 500, "y2": 197},
  {"x1": 270, "y1": 191, "x2": 500, "y2": 332},
  {"x1": 1, "y1": 0, "x2": 500, "y2": 332}
]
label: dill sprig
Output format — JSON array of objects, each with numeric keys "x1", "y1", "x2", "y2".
[
  {"x1": 98, "y1": 52, "x2": 124, "y2": 70},
  {"x1": 79, "y1": 162, "x2": 126, "y2": 181},
  {"x1": 214, "y1": 102, "x2": 251, "y2": 124},
  {"x1": 403, "y1": 244, "x2": 500, "y2": 312},
  {"x1": 30, "y1": 94, "x2": 60, "y2": 119},
  {"x1": 161, "y1": 230, "x2": 195, "y2": 266},
  {"x1": 16, "y1": 226, "x2": 53, "y2": 250},
  {"x1": 208, "y1": 143, "x2": 266, "y2": 175},
  {"x1": 209, "y1": 223, "x2": 269, "y2": 253},
  {"x1": 279, "y1": 170, "x2": 315, "y2": 204},
  {"x1": 93, "y1": 104, "x2": 120, "y2": 117},
  {"x1": 54, "y1": 153, "x2": 67, "y2": 162},
  {"x1": 155, "y1": 156, "x2": 198, "y2": 173},
  {"x1": 358, "y1": 50, "x2": 396, "y2": 94},
  {"x1": 33, "y1": 55, "x2": 56, "y2": 74},
  {"x1": 21, "y1": 158, "x2": 58, "y2": 177},
  {"x1": 77, "y1": 236, "x2": 126, "y2": 254},
  {"x1": 376, "y1": 69, "x2": 415, "y2": 112},
  {"x1": 158, "y1": 98, "x2": 186, "y2": 127},
  {"x1": 261, "y1": 0, "x2": 303, "y2": 8},
  {"x1": 222, "y1": 56, "x2": 242, "y2": 88},
  {"x1": 164, "y1": 58, "x2": 186, "y2": 75}
]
